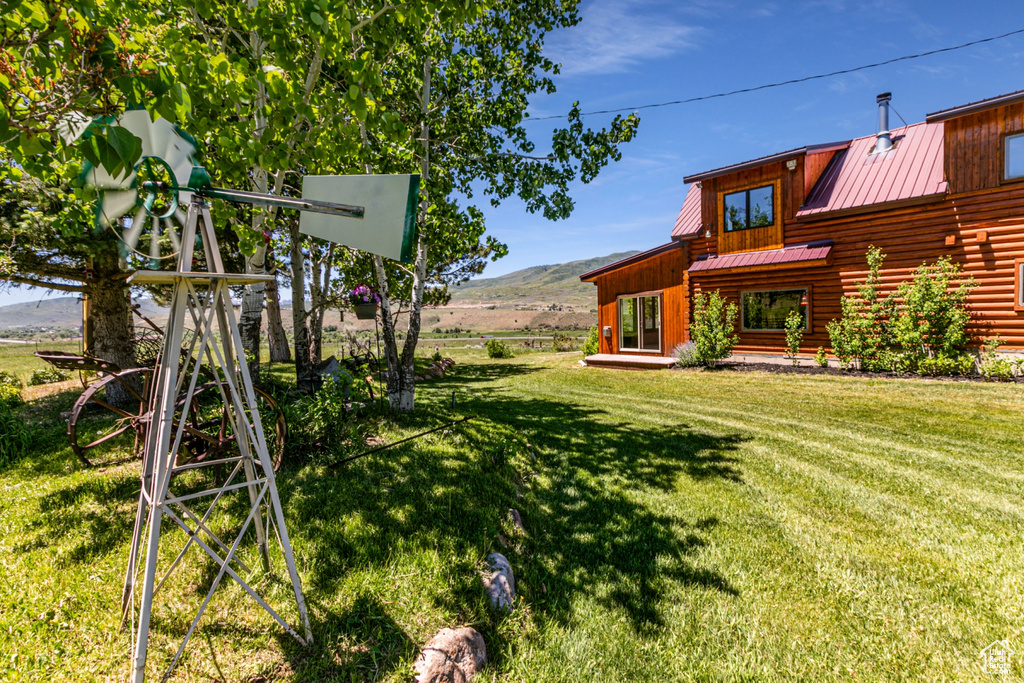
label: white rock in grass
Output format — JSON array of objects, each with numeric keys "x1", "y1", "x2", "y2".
[
  {"x1": 481, "y1": 552, "x2": 516, "y2": 612},
  {"x1": 414, "y1": 627, "x2": 486, "y2": 683}
]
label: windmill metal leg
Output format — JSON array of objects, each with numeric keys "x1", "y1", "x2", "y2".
[
  {"x1": 210, "y1": 280, "x2": 270, "y2": 570},
  {"x1": 131, "y1": 277, "x2": 189, "y2": 682},
  {"x1": 130, "y1": 502, "x2": 164, "y2": 683},
  {"x1": 121, "y1": 486, "x2": 148, "y2": 626},
  {"x1": 219, "y1": 281, "x2": 312, "y2": 642}
]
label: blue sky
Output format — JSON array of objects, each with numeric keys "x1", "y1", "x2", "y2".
[{"x1": 3, "y1": 0, "x2": 1024, "y2": 307}]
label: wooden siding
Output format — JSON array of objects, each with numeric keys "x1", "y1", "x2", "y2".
[
  {"x1": 804, "y1": 150, "x2": 837, "y2": 197},
  {"x1": 703, "y1": 159, "x2": 805, "y2": 254},
  {"x1": 945, "y1": 101, "x2": 1024, "y2": 194},
  {"x1": 593, "y1": 245, "x2": 688, "y2": 356},
  {"x1": 691, "y1": 185, "x2": 1024, "y2": 353}
]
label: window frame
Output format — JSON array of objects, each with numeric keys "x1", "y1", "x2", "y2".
[
  {"x1": 739, "y1": 287, "x2": 811, "y2": 333},
  {"x1": 721, "y1": 182, "x2": 778, "y2": 233},
  {"x1": 616, "y1": 291, "x2": 663, "y2": 353},
  {"x1": 1003, "y1": 131, "x2": 1024, "y2": 182},
  {"x1": 1015, "y1": 258, "x2": 1024, "y2": 311}
]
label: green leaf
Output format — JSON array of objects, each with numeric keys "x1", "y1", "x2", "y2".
[
  {"x1": 104, "y1": 127, "x2": 143, "y2": 172},
  {"x1": 310, "y1": 11, "x2": 323, "y2": 26}
]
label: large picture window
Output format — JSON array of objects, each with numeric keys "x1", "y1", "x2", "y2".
[
  {"x1": 1005, "y1": 133, "x2": 1024, "y2": 180},
  {"x1": 619, "y1": 294, "x2": 661, "y2": 351},
  {"x1": 723, "y1": 184, "x2": 775, "y2": 232},
  {"x1": 741, "y1": 289, "x2": 808, "y2": 331}
]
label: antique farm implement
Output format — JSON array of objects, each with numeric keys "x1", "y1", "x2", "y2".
[
  {"x1": 62, "y1": 109, "x2": 418, "y2": 682},
  {"x1": 36, "y1": 335, "x2": 287, "y2": 469}
]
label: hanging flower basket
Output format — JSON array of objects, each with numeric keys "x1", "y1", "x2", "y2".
[
  {"x1": 348, "y1": 284, "x2": 381, "y2": 320},
  {"x1": 354, "y1": 302, "x2": 377, "y2": 319}
]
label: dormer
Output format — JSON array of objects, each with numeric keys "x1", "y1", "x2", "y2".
[{"x1": 681, "y1": 143, "x2": 844, "y2": 255}]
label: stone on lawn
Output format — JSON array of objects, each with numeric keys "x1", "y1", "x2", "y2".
[
  {"x1": 481, "y1": 552, "x2": 516, "y2": 612},
  {"x1": 413, "y1": 627, "x2": 486, "y2": 683}
]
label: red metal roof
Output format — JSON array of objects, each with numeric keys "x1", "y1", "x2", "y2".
[
  {"x1": 796, "y1": 122, "x2": 946, "y2": 218},
  {"x1": 579, "y1": 241, "x2": 682, "y2": 281},
  {"x1": 688, "y1": 240, "x2": 832, "y2": 273},
  {"x1": 671, "y1": 184, "x2": 702, "y2": 239}
]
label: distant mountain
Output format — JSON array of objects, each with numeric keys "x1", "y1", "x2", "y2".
[
  {"x1": 449, "y1": 251, "x2": 639, "y2": 307},
  {"x1": 0, "y1": 296, "x2": 166, "y2": 331}
]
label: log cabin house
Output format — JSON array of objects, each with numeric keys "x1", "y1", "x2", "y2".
[{"x1": 580, "y1": 89, "x2": 1024, "y2": 369}]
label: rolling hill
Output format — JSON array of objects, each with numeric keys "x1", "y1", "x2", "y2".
[{"x1": 449, "y1": 250, "x2": 638, "y2": 307}]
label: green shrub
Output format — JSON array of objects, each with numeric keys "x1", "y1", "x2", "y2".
[
  {"x1": 486, "y1": 339, "x2": 515, "y2": 359},
  {"x1": 977, "y1": 338, "x2": 1015, "y2": 381},
  {"x1": 828, "y1": 247, "x2": 977, "y2": 376},
  {"x1": 690, "y1": 290, "x2": 738, "y2": 367},
  {"x1": 28, "y1": 367, "x2": 70, "y2": 386},
  {"x1": 827, "y1": 246, "x2": 896, "y2": 370},
  {"x1": 891, "y1": 256, "x2": 975, "y2": 360},
  {"x1": 784, "y1": 310, "x2": 804, "y2": 366},
  {"x1": 0, "y1": 384, "x2": 23, "y2": 409},
  {"x1": 814, "y1": 346, "x2": 829, "y2": 368},
  {"x1": 552, "y1": 333, "x2": 576, "y2": 352},
  {"x1": 282, "y1": 375, "x2": 375, "y2": 461},
  {"x1": 0, "y1": 404, "x2": 31, "y2": 466},
  {"x1": 582, "y1": 326, "x2": 600, "y2": 356},
  {"x1": 0, "y1": 369, "x2": 22, "y2": 390},
  {"x1": 673, "y1": 341, "x2": 702, "y2": 368}
]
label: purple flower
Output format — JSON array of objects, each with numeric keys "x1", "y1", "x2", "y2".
[{"x1": 348, "y1": 284, "x2": 380, "y2": 306}]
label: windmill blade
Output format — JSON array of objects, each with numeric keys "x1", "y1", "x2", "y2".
[
  {"x1": 149, "y1": 215, "x2": 162, "y2": 266},
  {"x1": 99, "y1": 191, "x2": 142, "y2": 228},
  {"x1": 123, "y1": 207, "x2": 148, "y2": 252},
  {"x1": 164, "y1": 217, "x2": 181, "y2": 252},
  {"x1": 85, "y1": 165, "x2": 137, "y2": 191},
  {"x1": 122, "y1": 110, "x2": 156, "y2": 158}
]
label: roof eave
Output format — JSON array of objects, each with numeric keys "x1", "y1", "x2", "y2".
[
  {"x1": 926, "y1": 89, "x2": 1024, "y2": 122},
  {"x1": 579, "y1": 241, "x2": 683, "y2": 282}
]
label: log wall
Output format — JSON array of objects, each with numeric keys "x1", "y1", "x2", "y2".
[
  {"x1": 691, "y1": 184, "x2": 1024, "y2": 353},
  {"x1": 594, "y1": 245, "x2": 688, "y2": 355}
]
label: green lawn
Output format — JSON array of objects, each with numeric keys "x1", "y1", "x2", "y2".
[{"x1": 1, "y1": 350, "x2": 1021, "y2": 681}]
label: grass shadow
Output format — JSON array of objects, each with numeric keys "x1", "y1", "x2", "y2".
[
  {"x1": 275, "y1": 594, "x2": 416, "y2": 681},
  {"x1": 278, "y1": 361, "x2": 748, "y2": 639}
]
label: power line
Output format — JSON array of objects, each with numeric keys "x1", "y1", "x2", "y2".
[{"x1": 527, "y1": 27, "x2": 1024, "y2": 121}]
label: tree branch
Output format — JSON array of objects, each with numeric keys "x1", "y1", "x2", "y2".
[{"x1": 4, "y1": 275, "x2": 86, "y2": 293}]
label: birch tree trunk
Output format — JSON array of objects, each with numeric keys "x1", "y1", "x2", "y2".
[
  {"x1": 288, "y1": 222, "x2": 313, "y2": 389},
  {"x1": 373, "y1": 55, "x2": 431, "y2": 413},
  {"x1": 238, "y1": 1, "x2": 270, "y2": 381}
]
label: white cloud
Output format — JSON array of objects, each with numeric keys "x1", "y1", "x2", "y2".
[{"x1": 546, "y1": 0, "x2": 702, "y2": 77}]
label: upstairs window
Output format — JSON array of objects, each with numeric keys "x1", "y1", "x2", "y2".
[
  {"x1": 1006, "y1": 133, "x2": 1024, "y2": 180},
  {"x1": 723, "y1": 184, "x2": 775, "y2": 232}
]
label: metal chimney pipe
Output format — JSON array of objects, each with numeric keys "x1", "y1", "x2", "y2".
[{"x1": 874, "y1": 92, "x2": 892, "y2": 154}]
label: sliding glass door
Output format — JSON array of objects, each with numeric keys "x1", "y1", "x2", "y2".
[{"x1": 618, "y1": 294, "x2": 661, "y2": 352}]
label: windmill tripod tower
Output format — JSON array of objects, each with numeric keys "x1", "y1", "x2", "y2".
[{"x1": 82, "y1": 111, "x2": 418, "y2": 681}]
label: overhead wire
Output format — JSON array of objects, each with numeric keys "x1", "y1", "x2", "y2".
[{"x1": 526, "y1": 27, "x2": 1024, "y2": 121}]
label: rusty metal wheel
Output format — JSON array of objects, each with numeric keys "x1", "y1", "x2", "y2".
[
  {"x1": 178, "y1": 383, "x2": 287, "y2": 471},
  {"x1": 67, "y1": 368, "x2": 154, "y2": 467}
]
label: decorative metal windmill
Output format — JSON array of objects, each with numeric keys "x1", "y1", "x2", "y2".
[{"x1": 84, "y1": 110, "x2": 418, "y2": 682}]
